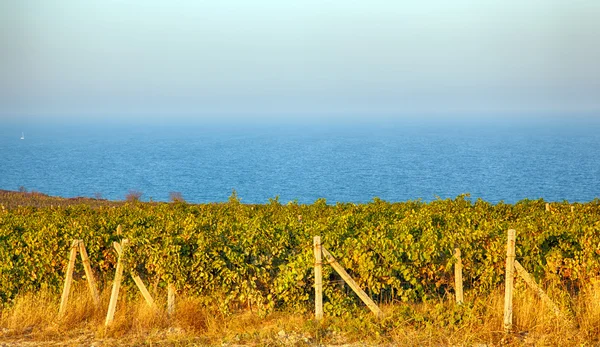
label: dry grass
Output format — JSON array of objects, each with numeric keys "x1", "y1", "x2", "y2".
[
  {"x1": 574, "y1": 277, "x2": 600, "y2": 342},
  {"x1": 0, "y1": 288, "x2": 57, "y2": 337},
  {"x1": 2, "y1": 280, "x2": 600, "y2": 346}
]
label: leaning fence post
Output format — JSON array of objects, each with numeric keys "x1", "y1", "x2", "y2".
[
  {"x1": 105, "y1": 239, "x2": 128, "y2": 326},
  {"x1": 321, "y1": 247, "x2": 383, "y2": 318},
  {"x1": 132, "y1": 274, "x2": 155, "y2": 307},
  {"x1": 454, "y1": 248, "x2": 463, "y2": 304},
  {"x1": 514, "y1": 260, "x2": 561, "y2": 317},
  {"x1": 503, "y1": 229, "x2": 516, "y2": 333},
  {"x1": 314, "y1": 236, "x2": 323, "y2": 320},
  {"x1": 59, "y1": 240, "x2": 80, "y2": 316},
  {"x1": 78, "y1": 240, "x2": 100, "y2": 306}
]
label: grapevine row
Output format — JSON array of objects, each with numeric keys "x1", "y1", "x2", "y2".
[{"x1": 1, "y1": 195, "x2": 599, "y2": 314}]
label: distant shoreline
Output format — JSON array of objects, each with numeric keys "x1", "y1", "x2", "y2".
[
  {"x1": 0, "y1": 189, "x2": 123, "y2": 209},
  {"x1": 1, "y1": 189, "x2": 596, "y2": 211}
]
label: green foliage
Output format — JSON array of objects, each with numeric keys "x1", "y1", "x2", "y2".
[{"x1": 1, "y1": 194, "x2": 599, "y2": 315}]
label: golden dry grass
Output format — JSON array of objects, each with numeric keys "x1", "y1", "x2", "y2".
[{"x1": 2, "y1": 280, "x2": 600, "y2": 346}]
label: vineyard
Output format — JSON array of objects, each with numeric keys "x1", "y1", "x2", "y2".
[{"x1": 2, "y1": 191, "x2": 600, "y2": 320}]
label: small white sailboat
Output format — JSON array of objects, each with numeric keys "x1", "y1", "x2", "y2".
[{"x1": 20, "y1": 132, "x2": 25, "y2": 140}]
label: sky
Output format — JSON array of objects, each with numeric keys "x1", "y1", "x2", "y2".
[{"x1": 1, "y1": 0, "x2": 599, "y2": 124}]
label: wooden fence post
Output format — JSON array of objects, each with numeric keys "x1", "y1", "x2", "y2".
[
  {"x1": 504, "y1": 229, "x2": 516, "y2": 333},
  {"x1": 314, "y1": 236, "x2": 323, "y2": 320},
  {"x1": 545, "y1": 203, "x2": 550, "y2": 212},
  {"x1": 454, "y1": 248, "x2": 463, "y2": 304},
  {"x1": 78, "y1": 240, "x2": 100, "y2": 306},
  {"x1": 168, "y1": 283, "x2": 176, "y2": 316},
  {"x1": 105, "y1": 239, "x2": 128, "y2": 326},
  {"x1": 321, "y1": 247, "x2": 383, "y2": 318},
  {"x1": 59, "y1": 240, "x2": 80, "y2": 316}
]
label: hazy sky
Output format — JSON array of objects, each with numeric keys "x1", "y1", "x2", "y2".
[{"x1": 1, "y1": 1, "x2": 599, "y2": 123}]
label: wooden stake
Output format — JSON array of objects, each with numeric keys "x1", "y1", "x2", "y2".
[
  {"x1": 514, "y1": 260, "x2": 561, "y2": 317},
  {"x1": 314, "y1": 236, "x2": 323, "y2": 320},
  {"x1": 59, "y1": 240, "x2": 80, "y2": 316},
  {"x1": 545, "y1": 203, "x2": 550, "y2": 212},
  {"x1": 168, "y1": 283, "x2": 175, "y2": 315},
  {"x1": 132, "y1": 274, "x2": 155, "y2": 307},
  {"x1": 321, "y1": 247, "x2": 383, "y2": 318},
  {"x1": 571, "y1": 206, "x2": 574, "y2": 213},
  {"x1": 105, "y1": 239, "x2": 128, "y2": 326},
  {"x1": 78, "y1": 240, "x2": 100, "y2": 306},
  {"x1": 503, "y1": 229, "x2": 516, "y2": 333},
  {"x1": 454, "y1": 248, "x2": 463, "y2": 304}
]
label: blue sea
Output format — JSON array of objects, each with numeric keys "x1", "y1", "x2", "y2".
[{"x1": 1, "y1": 116, "x2": 599, "y2": 204}]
